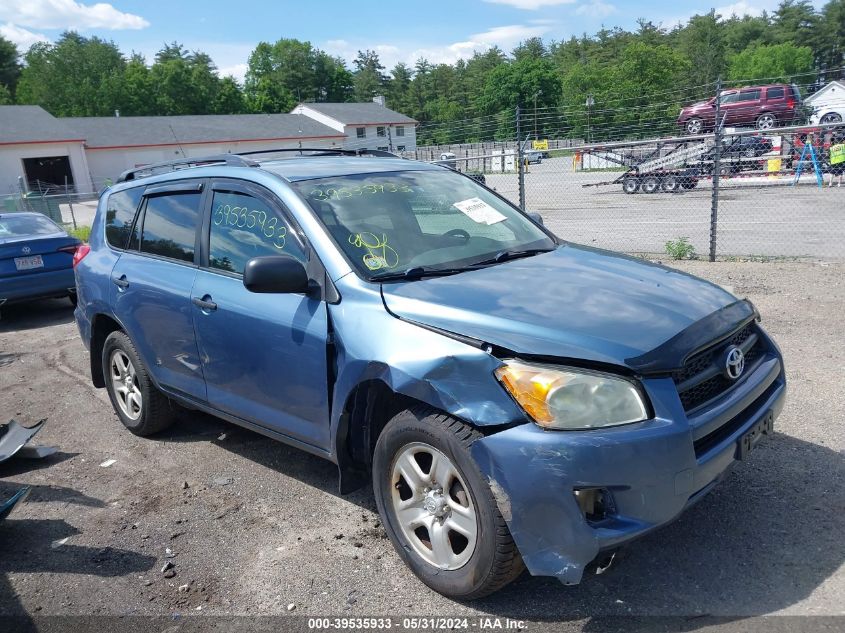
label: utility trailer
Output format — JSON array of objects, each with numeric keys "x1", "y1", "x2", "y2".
[{"x1": 581, "y1": 138, "x2": 714, "y2": 194}]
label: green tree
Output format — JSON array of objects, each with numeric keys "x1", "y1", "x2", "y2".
[
  {"x1": 0, "y1": 35, "x2": 20, "y2": 97},
  {"x1": 0, "y1": 83, "x2": 11, "y2": 104},
  {"x1": 816, "y1": 0, "x2": 845, "y2": 74},
  {"x1": 352, "y1": 50, "x2": 387, "y2": 101},
  {"x1": 16, "y1": 31, "x2": 126, "y2": 116},
  {"x1": 119, "y1": 53, "x2": 154, "y2": 115},
  {"x1": 728, "y1": 42, "x2": 814, "y2": 83},
  {"x1": 213, "y1": 76, "x2": 246, "y2": 114},
  {"x1": 673, "y1": 10, "x2": 726, "y2": 97},
  {"x1": 315, "y1": 51, "x2": 353, "y2": 102}
]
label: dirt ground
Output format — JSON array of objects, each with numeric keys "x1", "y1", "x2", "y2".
[{"x1": 0, "y1": 260, "x2": 843, "y2": 631}]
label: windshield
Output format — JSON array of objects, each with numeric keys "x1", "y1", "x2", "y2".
[
  {"x1": 0, "y1": 214, "x2": 62, "y2": 239},
  {"x1": 293, "y1": 169, "x2": 554, "y2": 279}
]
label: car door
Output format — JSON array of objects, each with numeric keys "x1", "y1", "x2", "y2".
[
  {"x1": 732, "y1": 88, "x2": 762, "y2": 126},
  {"x1": 110, "y1": 180, "x2": 207, "y2": 402},
  {"x1": 191, "y1": 179, "x2": 331, "y2": 449}
]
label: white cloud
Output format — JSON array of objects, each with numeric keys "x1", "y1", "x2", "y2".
[
  {"x1": 484, "y1": 0, "x2": 575, "y2": 9},
  {"x1": 0, "y1": 0, "x2": 148, "y2": 31},
  {"x1": 575, "y1": 0, "x2": 617, "y2": 19},
  {"x1": 218, "y1": 63, "x2": 247, "y2": 83},
  {"x1": 0, "y1": 23, "x2": 49, "y2": 50}
]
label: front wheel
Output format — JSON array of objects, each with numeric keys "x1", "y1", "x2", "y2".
[
  {"x1": 685, "y1": 118, "x2": 704, "y2": 135},
  {"x1": 756, "y1": 113, "x2": 777, "y2": 130},
  {"x1": 820, "y1": 112, "x2": 843, "y2": 125},
  {"x1": 372, "y1": 408, "x2": 523, "y2": 599}
]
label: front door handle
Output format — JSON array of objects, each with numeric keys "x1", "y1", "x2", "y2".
[
  {"x1": 112, "y1": 274, "x2": 129, "y2": 289},
  {"x1": 192, "y1": 295, "x2": 217, "y2": 311}
]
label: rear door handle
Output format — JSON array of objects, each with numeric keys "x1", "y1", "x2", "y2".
[
  {"x1": 112, "y1": 275, "x2": 129, "y2": 289},
  {"x1": 192, "y1": 296, "x2": 217, "y2": 311}
]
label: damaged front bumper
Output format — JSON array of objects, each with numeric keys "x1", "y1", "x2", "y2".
[{"x1": 470, "y1": 362, "x2": 786, "y2": 585}]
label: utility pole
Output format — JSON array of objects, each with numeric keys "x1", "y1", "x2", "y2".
[
  {"x1": 585, "y1": 95, "x2": 594, "y2": 144},
  {"x1": 709, "y1": 77, "x2": 723, "y2": 263}
]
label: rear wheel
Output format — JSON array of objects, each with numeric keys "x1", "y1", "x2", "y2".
[
  {"x1": 641, "y1": 175, "x2": 661, "y2": 194},
  {"x1": 756, "y1": 113, "x2": 776, "y2": 130},
  {"x1": 102, "y1": 331, "x2": 176, "y2": 436},
  {"x1": 660, "y1": 174, "x2": 680, "y2": 193},
  {"x1": 622, "y1": 176, "x2": 640, "y2": 194},
  {"x1": 372, "y1": 408, "x2": 523, "y2": 599}
]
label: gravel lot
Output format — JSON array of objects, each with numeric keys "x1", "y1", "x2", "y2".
[
  {"x1": 0, "y1": 260, "x2": 843, "y2": 630},
  {"x1": 485, "y1": 157, "x2": 845, "y2": 259}
]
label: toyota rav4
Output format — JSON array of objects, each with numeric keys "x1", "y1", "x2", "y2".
[{"x1": 73, "y1": 149, "x2": 786, "y2": 599}]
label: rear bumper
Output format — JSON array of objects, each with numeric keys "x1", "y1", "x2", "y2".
[
  {"x1": 471, "y1": 348, "x2": 785, "y2": 585},
  {"x1": 0, "y1": 268, "x2": 76, "y2": 305}
]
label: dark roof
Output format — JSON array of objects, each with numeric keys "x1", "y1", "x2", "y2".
[
  {"x1": 63, "y1": 114, "x2": 345, "y2": 149},
  {"x1": 0, "y1": 106, "x2": 85, "y2": 144},
  {"x1": 297, "y1": 102, "x2": 417, "y2": 125}
]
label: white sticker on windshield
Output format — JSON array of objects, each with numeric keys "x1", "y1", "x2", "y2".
[{"x1": 452, "y1": 197, "x2": 507, "y2": 225}]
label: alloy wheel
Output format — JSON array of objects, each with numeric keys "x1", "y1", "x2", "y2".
[
  {"x1": 686, "y1": 118, "x2": 703, "y2": 134},
  {"x1": 820, "y1": 113, "x2": 842, "y2": 124},
  {"x1": 390, "y1": 442, "x2": 478, "y2": 570},
  {"x1": 756, "y1": 114, "x2": 776, "y2": 130},
  {"x1": 110, "y1": 349, "x2": 142, "y2": 420}
]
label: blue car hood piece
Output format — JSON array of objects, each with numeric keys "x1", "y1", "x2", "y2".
[{"x1": 381, "y1": 244, "x2": 739, "y2": 369}]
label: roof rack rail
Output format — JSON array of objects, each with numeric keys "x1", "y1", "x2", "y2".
[
  {"x1": 116, "y1": 154, "x2": 258, "y2": 183},
  {"x1": 235, "y1": 147, "x2": 399, "y2": 159}
]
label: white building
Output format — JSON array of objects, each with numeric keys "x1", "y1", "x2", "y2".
[
  {"x1": 0, "y1": 106, "x2": 92, "y2": 195},
  {"x1": 291, "y1": 100, "x2": 417, "y2": 153},
  {"x1": 65, "y1": 113, "x2": 345, "y2": 188},
  {"x1": 806, "y1": 80, "x2": 845, "y2": 124}
]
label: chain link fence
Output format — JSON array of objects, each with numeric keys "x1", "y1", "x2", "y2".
[{"x1": 425, "y1": 114, "x2": 845, "y2": 261}]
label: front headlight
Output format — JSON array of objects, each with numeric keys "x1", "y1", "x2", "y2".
[{"x1": 495, "y1": 360, "x2": 648, "y2": 430}]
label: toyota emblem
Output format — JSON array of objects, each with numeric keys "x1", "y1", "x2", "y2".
[
  {"x1": 21, "y1": 246, "x2": 31, "y2": 255},
  {"x1": 724, "y1": 346, "x2": 745, "y2": 380}
]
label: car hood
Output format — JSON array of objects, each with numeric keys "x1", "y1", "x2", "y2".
[{"x1": 380, "y1": 244, "x2": 740, "y2": 369}]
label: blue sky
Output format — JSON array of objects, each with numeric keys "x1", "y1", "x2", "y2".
[{"x1": 0, "y1": 0, "x2": 825, "y2": 82}]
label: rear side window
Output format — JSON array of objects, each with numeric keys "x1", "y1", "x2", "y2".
[
  {"x1": 767, "y1": 87, "x2": 784, "y2": 99},
  {"x1": 105, "y1": 188, "x2": 143, "y2": 248},
  {"x1": 737, "y1": 89, "x2": 761, "y2": 102},
  {"x1": 138, "y1": 192, "x2": 202, "y2": 263}
]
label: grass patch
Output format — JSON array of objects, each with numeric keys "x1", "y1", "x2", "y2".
[
  {"x1": 68, "y1": 226, "x2": 91, "y2": 242},
  {"x1": 665, "y1": 237, "x2": 697, "y2": 260}
]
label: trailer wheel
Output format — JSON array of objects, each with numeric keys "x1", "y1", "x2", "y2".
[
  {"x1": 641, "y1": 175, "x2": 661, "y2": 194},
  {"x1": 622, "y1": 176, "x2": 640, "y2": 194},
  {"x1": 661, "y1": 174, "x2": 680, "y2": 193}
]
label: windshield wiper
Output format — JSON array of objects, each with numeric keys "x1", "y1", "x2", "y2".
[
  {"x1": 370, "y1": 266, "x2": 480, "y2": 282},
  {"x1": 471, "y1": 247, "x2": 556, "y2": 267}
]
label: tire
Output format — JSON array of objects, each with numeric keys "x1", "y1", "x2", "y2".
[
  {"x1": 685, "y1": 118, "x2": 704, "y2": 135},
  {"x1": 102, "y1": 331, "x2": 176, "y2": 436},
  {"x1": 756, "y1": 113, "x2": 776, "y2": 131},
  {"x1": 372, "y1": 407, "x2": 524, "y2": 599},
  {"x1": 820, "y1": 112, "x2": 842, "y2": 125},
  {"x1": 718, "y1": 164, "x2": 731, "y2": 177},
  {"x1": 660, "y1": 174, "x2": 680, "y2": 193},
  {"x1": 622, "y1": 176, "x2": 640, "y2": 194},
  {"x1": 641, "y1": 175, "x2": 661, "y2": 193}
]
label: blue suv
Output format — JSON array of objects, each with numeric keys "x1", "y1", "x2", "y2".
[{"x1": 74, "y1": 149, "x2": 785, "y2": 599}]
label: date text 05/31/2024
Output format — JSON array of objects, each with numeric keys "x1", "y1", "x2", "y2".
[{"x1": 307, "y1": 617, "x2": 527, "y2": 630}]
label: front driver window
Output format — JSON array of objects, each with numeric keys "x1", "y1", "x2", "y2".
[{"x1": 208, "y1": 189, "x2": 305, "y2": 275}]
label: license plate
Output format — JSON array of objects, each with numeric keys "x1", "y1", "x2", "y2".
[
  {"x1": 736, "y1": 411, "x2": 774, "y2": 460},
  {"x1": 14, "y1": 255, "x2": 44, "y2": 271}
]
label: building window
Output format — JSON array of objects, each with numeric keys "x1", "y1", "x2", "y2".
[
  {"x1": 397, "y1": 145, "x2": 406, "y2": 152},
  {"x1": 356, "y1": 127, "x2": 366, "y2": 139},
  {"x1": 377, "y1": 126, "x2": 386, "y2": 137},
  {"x1": 396, "y1": 126, "x2": 405, "y2": 137}
]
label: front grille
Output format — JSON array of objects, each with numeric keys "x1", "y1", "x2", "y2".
[{"x1": 673, "y1": 323, "x2": 763, "y2": 411}]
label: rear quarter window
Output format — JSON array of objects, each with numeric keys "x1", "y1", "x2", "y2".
[
  {"x1": 767, "y1": 87, "x2": 784, "y2": 99},
  {"x1": 105, "y1": 188, "x2": 144, "y2": 249},
  {"x1": 138, "y1": 192, "x2": 202, "y2": 263}
]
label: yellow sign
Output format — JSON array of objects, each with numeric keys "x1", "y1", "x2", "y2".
[
  {"x1": 831, "y1": 143, "x2": 845, "y2": 165},
  {"x1": 532, "y1": 139, "x2": 548, "y2": 151}
]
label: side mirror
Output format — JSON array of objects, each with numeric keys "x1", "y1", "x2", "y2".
[
  {"x1": 243, "y1": 255, "x2": 310, "y2": 294},
  {"x1": 528, "y1": 212, "x2": 544, "y2": 226}
]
